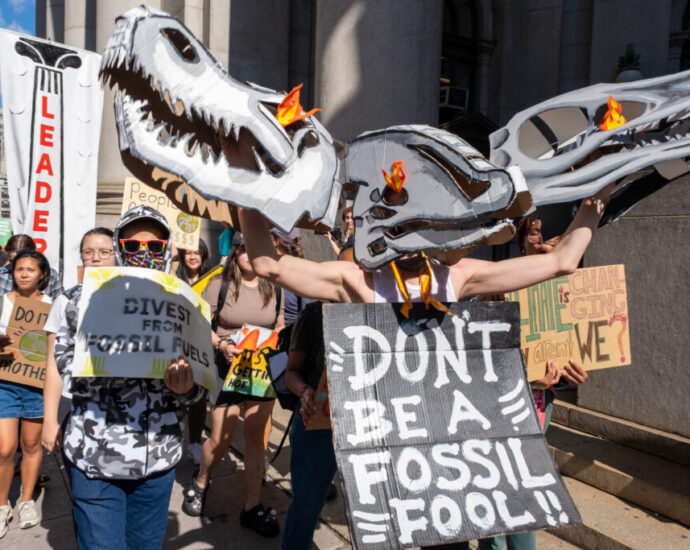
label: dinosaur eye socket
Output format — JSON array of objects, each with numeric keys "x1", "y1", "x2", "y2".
[{"x1": 161, "y1": 27, "x2": 199, "y2": 63}]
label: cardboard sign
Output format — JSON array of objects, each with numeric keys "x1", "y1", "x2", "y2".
[
  {"x1": 122, "y1": 177, "x2": 201, "y2": 249},
  {"x1": 324, "y1": 302, "x2": 580, "y2": 549},
  {"x1": 0, "y1": 296, "x2": 52, "y2": 388},
  {"x1": 0, "y1": 218, "x2": 12, "y2": 247},
  {"x1": 306, "y1": 369, "x2": 332, "y2": 431},
  {"x1": 222, "y1": 325, "x2": 278, "y2": 397},
  {"x1": 72, "y1": 266, "x2": 219, "y2": 393},
  {"x1": 487, "y1": 264, "x2": 630, "y2": 381}
]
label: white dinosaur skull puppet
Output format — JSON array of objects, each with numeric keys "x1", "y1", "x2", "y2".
[
  {"x1": 349, "y1": 125, "x2": 531, "y2": 270},
  {"x1": 490, "y1": 70, "x2": 690, "y2": 223},
  {"x1": 100, "y1": 5, "x2": 339, "y2": 232}
]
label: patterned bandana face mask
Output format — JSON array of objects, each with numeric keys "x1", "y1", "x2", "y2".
[{"x1": 121, "y1": 248, "x2": 166, "y2": 270}]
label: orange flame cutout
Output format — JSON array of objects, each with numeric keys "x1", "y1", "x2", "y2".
[
  {"x1": 236, "y1": 329, "x2": 279, "y2": 351},
  {"x1": 276, "y1": 84, "x2": 321, "y2": 127},
  {"x1": 237, "y1": 329, "x2": 259, "y2": 351},
  {"x1": 600, "y1": 95, "x2": 627, "y2": 131},
  {"x1": 381, "y1": 161, "x2": 407, "y2": 192}
]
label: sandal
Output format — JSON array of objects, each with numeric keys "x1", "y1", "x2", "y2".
[
  {"x1": 239, "y1": 504, "x2": 280, "y2": 537},
  {"x1": 182, "y1": 474, "x2": 208, "y2": 517}
]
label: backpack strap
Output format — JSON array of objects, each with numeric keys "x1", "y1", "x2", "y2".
[
  {"x1": 211, "y1": 278, "x2": 230, "y2": 333},
  {"x1": 269, "y1": 410, "x2": 294, "y2": 464}
]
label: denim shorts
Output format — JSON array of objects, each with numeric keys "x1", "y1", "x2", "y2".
[{"x1": 0, "y1": 379, "x2": 44, "y2": 419}]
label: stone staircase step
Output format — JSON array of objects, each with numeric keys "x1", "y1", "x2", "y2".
[
  {"x1": 552, "y1": 399, "x2": 690, "y2": 465},
  {"x1": 549, "y1": 477, "x2": 690, "y2": 550},
  {"x1": 547, "y1": 422, "x2": 690, "y2": 526}
]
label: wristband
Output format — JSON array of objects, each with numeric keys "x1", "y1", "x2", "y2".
[{"x1": 299, "y1": 385, "x2": 310, "y2": 400}]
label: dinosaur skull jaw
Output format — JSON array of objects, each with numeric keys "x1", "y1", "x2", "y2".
[
  {"x1": 354, "y1": 217, "x2": 516, "y2": 270},
  {"x1": 348, "y1": 125, "x2": 530, "y2": 270},
  {"x1": 101, "y1": 5, "x2": 339, "y2": 232},
  {"x1": 490, "y1": 70, "x2": 690, "y2": 210}
]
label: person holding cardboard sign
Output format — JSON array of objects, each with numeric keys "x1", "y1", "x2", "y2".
[
  {"x1": 51, "y1": 206, "x2": 202, "y2": 550},
  {"x1": 183, "y1": 232, "x2": 284, "y2": 539},
  {"x1": 0, "y1": 250, "x2": 52, "y2": 537}
]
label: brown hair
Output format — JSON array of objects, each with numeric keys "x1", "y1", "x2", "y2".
[
  {"x1": 516, "y1": 217, "x2": 541, "y2": 255},
  {"x1": 5, "y1": 234, "x2": 36, "y2": 254},
  {"x1": 221, "y1": 244, "x2": 275, "y2": 307}
]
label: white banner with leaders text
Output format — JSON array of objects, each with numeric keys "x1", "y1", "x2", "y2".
[
  {"x1": 72, "y1": 267, "x2": 219, "y2": 393},
  {"x1": 0, "y1": 29, "x2": 103, "y2": 288}
]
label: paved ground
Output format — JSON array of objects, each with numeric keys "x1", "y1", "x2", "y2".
[{"x1": 2, "y1": 406, "x2": 573, "y2": 549}]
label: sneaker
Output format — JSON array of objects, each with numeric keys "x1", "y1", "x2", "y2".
[
  {"x1": 182, "y1": 475, "x2": 208, "y2": 517},
  {"x1": 0, "y1": 504, "x2": 12, "y2": 539},
  {"x1": 187, "y1": 443, "x2": 202, "y2": 465},
  {"x1": 17, "y1": 499, "x2": 40, "y2": 529},
  {"x1": 239, "y1": 504, "x2": 280, "y2": 538}
]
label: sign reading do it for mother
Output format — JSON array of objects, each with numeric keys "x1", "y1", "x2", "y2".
[
  {"x1": 0, "y1": 297, "x2": 52, "y2": 389},
  {"x1": 324, "y1": 302, "x2": 579, "y2": 549},
  {"x1": 72, "y1": 267, "x2": 218, "y2": 392},
  {"x1": 488, "y1": 264, "x2": 630, "y2": 381}
]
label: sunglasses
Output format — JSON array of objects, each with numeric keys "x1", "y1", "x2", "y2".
[{"x1": 119, "y1": 239, "x2": 167, "y2": 254}]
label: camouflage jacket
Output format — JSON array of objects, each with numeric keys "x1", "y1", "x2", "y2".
[{"x1": 55, "y1": 285, "x2": 202, "y2": 480}]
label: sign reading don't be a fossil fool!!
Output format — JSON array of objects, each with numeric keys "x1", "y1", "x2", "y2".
[{"x1": 323, "y1": 302, "x2": 580, "y2": 549}]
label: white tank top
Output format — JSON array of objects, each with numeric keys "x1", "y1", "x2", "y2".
[{"x1": 373, "y1": 258, "x2": 455, "y2": 303}]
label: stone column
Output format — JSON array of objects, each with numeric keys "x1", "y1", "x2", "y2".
[
  {"x1": 313, "y1": 0, "x2": 442, "y2": 141},
  {"x1": 184, "y1": 0, "x2": 205, "y2": 39},
  {"x1": 208, "y1": 0, "x2": 230, "y2": 68},
  {"x1": 64, "y1": 0, "x2": 87, "y2": 49},
  {"x1": 44, "y1": 0, "x2": 65, "y2": 43},
  {"x1": 95, "y1": 1, "x2": 162, "y2": 228}
]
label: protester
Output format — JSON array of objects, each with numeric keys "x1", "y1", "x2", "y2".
[
  {"x1": 176, "y1": 239, "x2": 211, "y2": 285},
  {"x1": 42, "y1": 228, "x2": 115, "y2": 457},
  {"x1": 183, "y1": 232, "x2": 284, "y2": 539},
  {"x1": 322, "y1": 206, "x2": 354, "y2": 256},
  {"x1": 269, "y1": 228, "x2": 312, "y2": 324},
  {"x1": 175, "y1": 239, "x2": 212, "y2": 465},
  {"x1": 281, "y1": 301, "x2": 333, "y2": 550},
  {"x1": 464, "y1": 218, "x2": 589, "y2": 550},
  {"x1": 0, "y1": 235, "x2": 63, "y2": 298},
  {"x1": 0, "y1": 251, "x2": 52, "y2": 537},
  {"x1": 50, "y1": 206, "x2": 201, "y2": 550}
]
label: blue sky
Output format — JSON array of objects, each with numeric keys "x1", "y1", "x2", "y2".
[
  {"x1": 0, "y1": 0, "x2": 35, "y2": 36},
  {"x1": 0, "y1": 0, "x2": 35, "y2": 107}
]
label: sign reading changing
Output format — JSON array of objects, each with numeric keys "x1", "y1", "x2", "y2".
[{"x1": 323, "y1": 302, "x2": 580, "y2": 549}]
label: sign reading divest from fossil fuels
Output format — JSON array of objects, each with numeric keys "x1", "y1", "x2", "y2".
[
  {"x1": 487, "y1": 264, "x2": 630, "y2": 381},
  {"x1": 323, "y1": 302, "x2": 580, "y2": 549},
  {"x1": 0, "y1": 296, "x2": 52, "y2": 389},
  {"x1": 72, "y1": 267, "x2": 218, "y2": 392}
]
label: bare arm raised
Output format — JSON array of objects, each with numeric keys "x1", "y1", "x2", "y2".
[
  {"x1": 454, "y1": 183, "x2": 614, "y2": 299},
  {"x1": 238, "y1": 208, "x2": 374, "y2": 304}
]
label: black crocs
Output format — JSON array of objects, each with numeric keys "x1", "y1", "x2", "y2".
[
  {"x1": 182, "y1": 475, "x2": 208, "y2": 517},
  {"x1": 239, "y1": 504, "x2": 280, "y2": 537}
]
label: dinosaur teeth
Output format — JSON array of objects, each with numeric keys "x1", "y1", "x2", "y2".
[
  {"x1": 252, "y1": 148, "x2": 267, "y2": 174},
  {"x1": 232, "y1": 123, "x2": 241, "y2": 142}
]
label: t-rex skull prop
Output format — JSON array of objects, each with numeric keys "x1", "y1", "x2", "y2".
[
  {"x1": 349, "y1": 125, "x2": 531, "y2": 270},
  {"x1": 490, "y1": 70, "x2": 690, "y2": 222},
  {"x1": 100, "y1": 5, "x2": 339, "y2": 232}
]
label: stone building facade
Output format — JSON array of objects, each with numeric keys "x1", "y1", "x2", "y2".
[{"x1": 36, "y1": 0, "x2": 690, "y2": 438}]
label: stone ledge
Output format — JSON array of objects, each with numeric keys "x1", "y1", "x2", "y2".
[{"x1": 552, "y1": 399, "x2": 690, "y2": 466}]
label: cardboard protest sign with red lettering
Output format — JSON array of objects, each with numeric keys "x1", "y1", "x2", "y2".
[
  {"x1": 122, "y1": 177, "x2": 200, "y2": 250},
  {"x1": 487, "y1": 264, "x2": 630, "y2": 381},
  {"x1": 305, "y1": 369, "x2": 331, "y2": 431},
  {"x1": 0, "y1": 29, "x2": 103, "y2": 289},
  {"x1": 0, "y1": 296, "x2": 52, "y2": 389}
]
